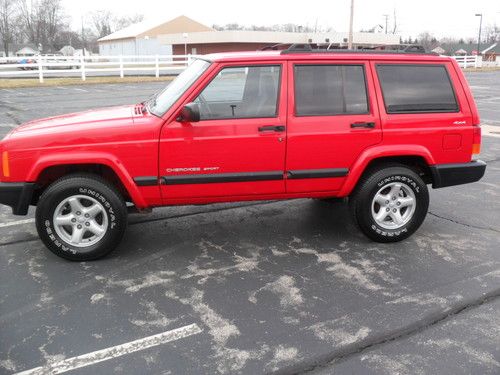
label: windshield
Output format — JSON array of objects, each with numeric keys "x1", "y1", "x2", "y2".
[{"x1": 147, "y1": 59, "x2": 211, "y2": 117}]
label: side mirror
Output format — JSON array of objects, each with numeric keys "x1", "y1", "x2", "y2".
[{"x1": 177, "y1": 102, "x2": 200, "y2": 123}]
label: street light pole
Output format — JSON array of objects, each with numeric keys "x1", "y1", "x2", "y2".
[
  {"x1": 475, "y1": 13, "x2": 483, "y2": 57},
  {"x1": 348, "y1": 0, "x2": 354, "y2": 49}
]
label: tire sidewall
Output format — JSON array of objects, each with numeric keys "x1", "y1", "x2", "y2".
[
  {"x1": 356, "y1": 168, "x2": 429, "y2": 241},
  {"x1": 36, "y1": 178, "x2": 126, "y2": 260}
]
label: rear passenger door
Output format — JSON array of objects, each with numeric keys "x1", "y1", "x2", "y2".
[
  {"x1": 371, "y1": 61, "x2": 473, "y2": 164},
  {"x1": 286, "y1": 60, "x2": 382, "y2": 193}
]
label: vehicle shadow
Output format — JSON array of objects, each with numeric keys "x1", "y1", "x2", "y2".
[{"x1": 114, "y1": 198, "x2": 366, "y2": 261}]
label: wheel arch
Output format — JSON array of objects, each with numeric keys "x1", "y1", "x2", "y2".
[
  {"x1": 339, "y1": 145, "x2": 435, "y2": 197},
  {"x1": 28, "y1": 153, "x2": 148, "y2": 209}
]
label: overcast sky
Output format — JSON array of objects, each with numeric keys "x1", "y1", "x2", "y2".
[{"x1": 64, "y1": 0, "x2": 500, "y2": 40}]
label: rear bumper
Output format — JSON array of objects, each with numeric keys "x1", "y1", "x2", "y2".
[
  {"x1": 430, "y1": 160, "x2": 486, "y2": 189},
  {"x1": 0, "y1": 182, "x2": 35, "y2": 215}
]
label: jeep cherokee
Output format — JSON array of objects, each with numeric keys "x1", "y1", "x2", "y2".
[{"x1": 0, "y1": 47, "x2": 486, "y2": 260}]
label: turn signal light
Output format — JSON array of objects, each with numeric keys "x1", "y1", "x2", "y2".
[
  {"x1": 472, "y1": 143, "x2": 481, "y2": 155},
  {"x1": 472, "y1": 126, "x2": 481, "y2": 155},
  {"x1": 2, "y1": 151, "x2": 10, "y2": 177}
]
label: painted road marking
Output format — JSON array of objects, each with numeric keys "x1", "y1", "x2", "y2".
[
  {"x1": 469, "y1": 85, "x2": 490, "y2": 90},
  {"x1": 482, "y1": 124, "x2": 500, "y2": 138},
  {"x1": 0, "y1": 218, "x2": 35, "y2": 228},
  {"x1": 72, "y1": 88, "x2": 88, "y2": 92},
  {"x1": 15, "y1": 323, "x2": 203, "y2": 375}
]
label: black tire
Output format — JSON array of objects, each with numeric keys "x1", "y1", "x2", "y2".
[
  {"x1": 350, "y1": 165, "x2": 429, "y2": 242},
  {"x1": 36, "y1": 174, "x2": 127, "y2": 261}
]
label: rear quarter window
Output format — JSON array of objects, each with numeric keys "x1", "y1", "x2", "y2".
[{"x1": 376, "y1": 64, "x2": 458, "y2": 114}]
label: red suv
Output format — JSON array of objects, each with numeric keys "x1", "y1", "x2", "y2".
[{"x1": 0, "y1": 46, "x2": 486, "y2": 260}]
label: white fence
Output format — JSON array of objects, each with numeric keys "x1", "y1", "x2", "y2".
[
  {"x1": 0, "y1": 54, "x2": 495, "y2": 83},
  {"x1": 0, "y1": 54, "x2": 194, "y2": 82},
  {"x1": 450, "y1": 55, "x2": 482, "y2": 69}
]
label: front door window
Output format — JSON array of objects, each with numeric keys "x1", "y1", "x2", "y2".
[{"x1": 194, "y1": 65, "x2": 281, "y2": 120}]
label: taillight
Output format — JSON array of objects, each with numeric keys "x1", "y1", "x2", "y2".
[
  {"x1": 1, "y1": 151, "x2": 10, "y2": 177},
  {"x1": 472, "y1": 126, "x2": 481, "y2": 155}
]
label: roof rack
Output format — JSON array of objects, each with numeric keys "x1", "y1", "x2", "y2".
[
  {"x1": 280, "y1": 43, "x2": 436, "y2": 55},
  {"x1": 259, "y1": 43, "x2": 290, "y2": 51}
]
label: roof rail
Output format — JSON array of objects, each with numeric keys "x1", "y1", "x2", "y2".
[
  {"x1": 259, "y1": 43, "x2": 290, "y2": 51},
  {"x1": 281, "y1": 43, "x2": 436, "y2": 55}
]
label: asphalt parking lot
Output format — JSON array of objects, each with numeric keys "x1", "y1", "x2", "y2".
[{"x1": 1, "y1": 72, "x2": 500, "y2": 375}]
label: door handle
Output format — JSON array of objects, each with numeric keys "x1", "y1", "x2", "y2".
[
  {"x1": 258, "y1": 125, "x2": 286, "y2": 132},
  {"x1": 350, "y1": 122, "x2": 375, "y2": 129}
]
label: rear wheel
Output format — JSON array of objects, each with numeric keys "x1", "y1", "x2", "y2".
[
  {"x1": 350, "y1": 166, "x2": 429, "y2": 242},
  {"x1": 36, "y1": 174, "x2": 127, "y2": 261}
]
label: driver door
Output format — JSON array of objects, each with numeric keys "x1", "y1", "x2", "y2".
[{"x1": 159, "y1": 62, "x2": 287, "y2": 203}]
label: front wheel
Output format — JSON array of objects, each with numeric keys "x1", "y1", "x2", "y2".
[
  {"x1": 350, "y1": 166, "x2": 429, "y2": 242},
  {"x1": 36, "y1": 175, "x2": 127, "y2": 261}
]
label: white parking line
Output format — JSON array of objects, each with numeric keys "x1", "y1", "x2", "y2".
[
  {"x1": 15, "y1": 323, "x2": 203, "y2": 375},
  {"x1": 482, "y1": 124, "x2": 500, "y2": 138},
  {"x1": 73, "y1": 88, "x2": 88, "y2": 92},
  {"x1": 0, "y1": 218, "x2": 35, "y2": 228}
]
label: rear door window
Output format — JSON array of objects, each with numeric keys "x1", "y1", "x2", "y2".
[
  {"x1": 294, "y1": 64, "x2": 369, "y2": 116},
  {"x1": 376, "y1": 64, "x2": 458, "y2": 113}
]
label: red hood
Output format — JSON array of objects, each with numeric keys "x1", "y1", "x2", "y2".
[{"x1": 12, "y1": 105, "x2": 135, "y2": 135}]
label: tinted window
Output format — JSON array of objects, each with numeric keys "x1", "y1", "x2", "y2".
[
  {"x1": 376, "y1": 65, "x2": 458, "y2": 113},
  {"x1": 195, "y1": 65, "x2": 280, "y2": 120},
  {"x1": 294, "y1": 65, "x2": 368, "y2": 116}
]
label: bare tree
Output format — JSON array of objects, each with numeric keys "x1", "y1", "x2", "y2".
[
  {"x1": 0, "y1": 0, "x2": 18, "y2": 56},
  {"x1": 113, "y1": 13, "x2": 143, "y2": 31},
  {"x1": 417, "y1": 31, "x2": 438, "y2": 50},
  {"x1": 19, "y1": 0, "x2": 67, "y2": 51},
  {"x1": 482, "y1": 24, "x2": 499, "y2": 44},
  {"x1": 90, "y1": 10, "x2": 113, "y2": 38},
  {"x1": 209, "y1": 22, "x2": 316, "y2": 33},
  {"x1": 87, "y1": 11, "x2": 143, "y2": 39}
]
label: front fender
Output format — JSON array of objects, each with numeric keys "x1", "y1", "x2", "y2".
[
  {"x1": 338, "y1": 144, "x2": 435, "y2": 197},
  {"x1": 27, "y1": 151, "x2": 148, "y2": 209}
]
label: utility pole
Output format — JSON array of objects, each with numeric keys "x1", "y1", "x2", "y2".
[
  {"x1": 348, "y1": 0, "x2": 354, "y2": 49},
  {"x1": 475, "y1": 13, "x2": 483, "y2": 57},
  {"x1": 383, "y1": 14, "x2": 389, "y2": 34},
  {"x1": 81, "y1": 16, "x2": 85, "y2": 57}
]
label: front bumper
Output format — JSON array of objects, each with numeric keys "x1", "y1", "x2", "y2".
[
  {"x1": 0, "y1": 182, "x2": 35, "y2": 215},
  {"x1": 430, "y1": 160, "x2": 486, "y2": 189}
]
